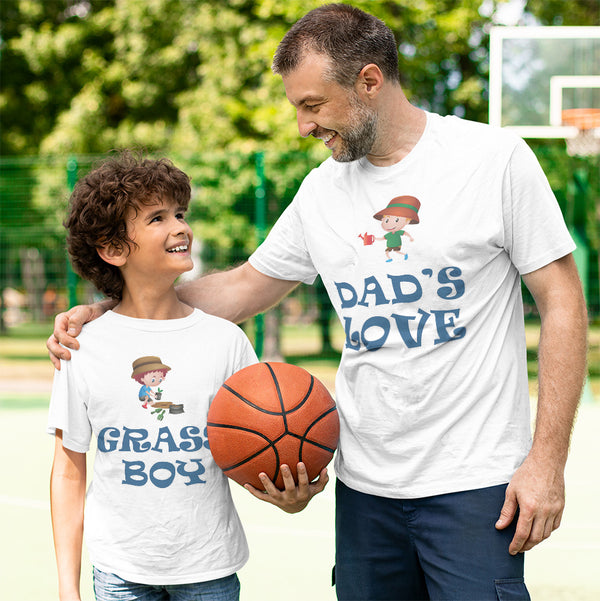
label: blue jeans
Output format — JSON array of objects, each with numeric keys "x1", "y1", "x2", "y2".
[
  {"x1": 334, "y1": 480, "x2": 530, "y2": 601},
  {"x1": 93, "y1": 568, "x2": 240, "y2": 601}
]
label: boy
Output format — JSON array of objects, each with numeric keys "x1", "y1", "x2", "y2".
[
  {"x1": 372, "y1": 196, "x2": 419, "y2": 262},
  {"x1": 49, "y1": 152, "x2": 257, "y2": 600}
]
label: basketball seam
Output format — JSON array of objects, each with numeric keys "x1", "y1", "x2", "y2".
[
  {"x1": 220, "y1": 369, "x2": 315, "y2": 418},
  {"x1": 299, "y1": 406, "x2": 338, "y2": 456},
  {"x1": 265, "y1": 363, "x2": 285, "y2": 485},
  {"x1": 288, "y1": 373, "x2": 315, "y2": 414},
  {"x1": 302, "y1": 405, "x2": 337, "y2": 438},
  {"x1": 265, "y1": 363, "x2": 316, "y2": 415},
  {"x1": 221, "y1": 383, "x2": 285, "y2": 416},
  {"x1": 224, "y1": 444, "x2": 279, "y2": 474},
  {"x1": 207, "y1": 422, "x2": 279, "y2": 474},
  {"x1": 207, "y1": 421, "x2": 272, "y2": 441},
  {"x1": 273, "y1": 430, "x2": 337, "y2": 454},
  {"x1": 265, "y1": 363, "x2": 288, "y2": 432}
]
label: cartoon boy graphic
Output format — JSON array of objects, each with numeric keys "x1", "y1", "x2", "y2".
[
  {"x1": 372, "y1": 195, "x2": 420, "y2": 262},
  {"x1": 131, "y1": 356, "x2": 171, "y2": 409}
]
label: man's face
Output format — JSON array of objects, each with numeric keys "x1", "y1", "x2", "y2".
[
  {"x1": 282, "y1": 53, "x2": 378, "y2": 162},
  {"x1": 337, "y1": 93, "x2": 378, "y2": 162}
]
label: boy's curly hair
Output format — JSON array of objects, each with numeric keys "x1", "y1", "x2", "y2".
[{"x1": 65, "y1": 151, "x2": 191, "y2": 300}]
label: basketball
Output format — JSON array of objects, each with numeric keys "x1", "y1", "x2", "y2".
[{"x1": 207, "y1": 362, "x2": 339, "y2": 490}]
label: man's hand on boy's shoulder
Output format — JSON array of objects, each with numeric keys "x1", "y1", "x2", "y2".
[
  {"x1": 47, "y1": 300, "x2": 115, "y2": 368},
  {"x1": 244, "y1": 462, "x2": 329, "y2": 514}
]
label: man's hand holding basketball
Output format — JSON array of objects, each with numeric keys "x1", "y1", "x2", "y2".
[
  {"x1": 47, "y1": 300, "x2": 115, "y2": 368},
  {"x1": 244, "y1": 462, "x2": 329, "y2": 513}
]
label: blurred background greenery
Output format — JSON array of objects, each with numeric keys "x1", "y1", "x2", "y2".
[{"x1": 0, "y1": 0, "x2": 598, "y2": 391}]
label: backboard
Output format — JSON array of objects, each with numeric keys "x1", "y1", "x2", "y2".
[{"x1": 489, "y1": 26, "x2": 600, "y2": 140}]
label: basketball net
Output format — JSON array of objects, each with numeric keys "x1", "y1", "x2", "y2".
[{"x1": 562, "y1": 108, "x2": 600, "y2": 157}]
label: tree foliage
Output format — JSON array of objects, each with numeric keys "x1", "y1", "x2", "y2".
[
  {"x1": 1, "y1": 0, "x2": 598, "y2": 269},
  {"x1": 3, "y1": 0, "x2": 597, "y2": 158}
]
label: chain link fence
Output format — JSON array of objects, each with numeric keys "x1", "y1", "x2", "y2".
[
  {"x1": 1, "y1": 149, "x2": 599, "y2": 333},
  {"x1": 0, "y1": 152, "x2": 328, "y2": 355}
]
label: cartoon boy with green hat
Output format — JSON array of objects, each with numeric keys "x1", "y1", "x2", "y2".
[{"x1": 373, "y1": 195, "x2": 420, "y2": 262}]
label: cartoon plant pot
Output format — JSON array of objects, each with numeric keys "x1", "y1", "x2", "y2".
[{"x1": 154, "y1": 391, "x2": 162, "y2": 400}]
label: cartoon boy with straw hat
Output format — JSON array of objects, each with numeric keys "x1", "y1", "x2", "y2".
[
  {"x1": 131, "y1": 355, "x2": 171, "y2": 409},
  {"x1": 372, "y1": 195, "x2": 420, "y2": 262}
]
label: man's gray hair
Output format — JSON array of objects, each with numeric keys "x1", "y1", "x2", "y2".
[{"x1": 272, "y1": 3, "x2": 400, "y2": 88}]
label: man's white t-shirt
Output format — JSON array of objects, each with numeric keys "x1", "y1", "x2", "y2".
[
  {"x1": 48, "y1": 309, "x2": 257, "y2": 585},
  {"x1": 250, "y1": 112, "x2": 575, "y2": 499}
]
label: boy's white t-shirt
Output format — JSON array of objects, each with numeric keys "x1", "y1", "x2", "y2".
[
  {"x1": 250, "y1": 112, "x2": 575, "y2": 499},
  {"x1": 48, "y1": 308, "x2": 257, "y2": 585}
]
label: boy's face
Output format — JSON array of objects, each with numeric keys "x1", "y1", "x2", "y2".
[
  {"x1": 122, "y1": 197, "x2": 193, "y2": 282},
  {"x1": 141, "y1": 371, "x2": 164, "y2": 387},
  {"x1": 381, "y1": 215, "x2": 410, "y2": 232}
]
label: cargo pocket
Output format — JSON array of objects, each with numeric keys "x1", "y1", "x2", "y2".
[{"x1": 494, "y1": 577, "x2": 531, "y2": 601}]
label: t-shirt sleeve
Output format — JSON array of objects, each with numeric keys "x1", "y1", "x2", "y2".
[
  {"x1": 234, "y1": 331, "x2": 259, "y2": 373},
  {"x1": 249, "y1": 196, "x2": 319, "y2": 285},
  {"x1": 502, "y1": 139, "x2": 575, "y2": 275},
  {"x1": 47, "y1": 359, "x2": 92, "y2": 453}
]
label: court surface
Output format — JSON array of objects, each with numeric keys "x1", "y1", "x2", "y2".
[{"x1": 1, "y1": 398, "x2": 598, "y2": 600}]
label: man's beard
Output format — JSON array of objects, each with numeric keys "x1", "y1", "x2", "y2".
[{"x1": 333, "y1": 95, "x2": 378, "y2": 162}]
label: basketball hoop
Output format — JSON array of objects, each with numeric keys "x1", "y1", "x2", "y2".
[{"x1": 562, "y1": 108, "x2": 600, "y2": 157}]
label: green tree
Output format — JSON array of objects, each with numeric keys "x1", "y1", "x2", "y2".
[
  {"x1": 523, "y1": 0, "x2": 600, "y2": 26},
  {"x1": 1, "y1": 0, "x2": 598, "y2": 330},
  {"x1": 3, "y1": 0, "x2": 598, "y2": 157}
]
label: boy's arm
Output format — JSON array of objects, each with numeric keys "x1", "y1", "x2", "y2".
[
  {"x1": 50, "y1": 430, "x2": 87, "y2": 601},
  {"x1": 47, "y1": 262, "x2": 299, "y2": 367},
  {"x1": 244, "y1": 462, "x2": 329, "y2": 513}
]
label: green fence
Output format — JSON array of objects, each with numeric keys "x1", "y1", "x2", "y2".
[
  {"x1": 1, "y1": 149, "x2": 599, "y2": 332},
  {"x1": 0, "y1": 151, "x2": 327, "y2": 347},
  {"x1": 526, "y1": 142, "x2": 600, "y2": 319}
]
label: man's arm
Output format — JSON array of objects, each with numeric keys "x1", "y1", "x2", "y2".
[
  {"x1": 496, "y1": 253, "x2": 588, "y2": 554},
  {"x1": 50, "y1": 430, "x2": 87, "y2": 601},
  {"x1": 47, "y1": 262, "x2": 300, "y2": 367},
  {"x1": 176, "y1": 262, "x2": 300, "y2": 323},
  {"x1": 47, "y1": 299, "x2": 116, "y2": 367}
]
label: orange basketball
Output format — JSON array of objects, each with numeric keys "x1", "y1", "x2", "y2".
[{"x1": 207, "y1": 362, "x2": 339, "y2": 490}]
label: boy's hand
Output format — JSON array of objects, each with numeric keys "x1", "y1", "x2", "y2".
[
  {"x1": 244, "y1": 462, "x2": 329, "y2": 513},
  {"x1": 47, "y1": 301, "x2": 114, "y2": 368}
]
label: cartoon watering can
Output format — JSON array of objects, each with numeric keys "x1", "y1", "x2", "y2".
[{"x1": 359, "y1": 232, "x2": 375, "y2": 245}]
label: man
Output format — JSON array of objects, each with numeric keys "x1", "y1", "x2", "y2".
[{"x1": 49, "y1": 4, "x2": 587, "y2": 600}]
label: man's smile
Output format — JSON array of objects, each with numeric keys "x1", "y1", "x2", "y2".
[{"x1": 315, "y1": 130, "x2": 338, "y2": 148}]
